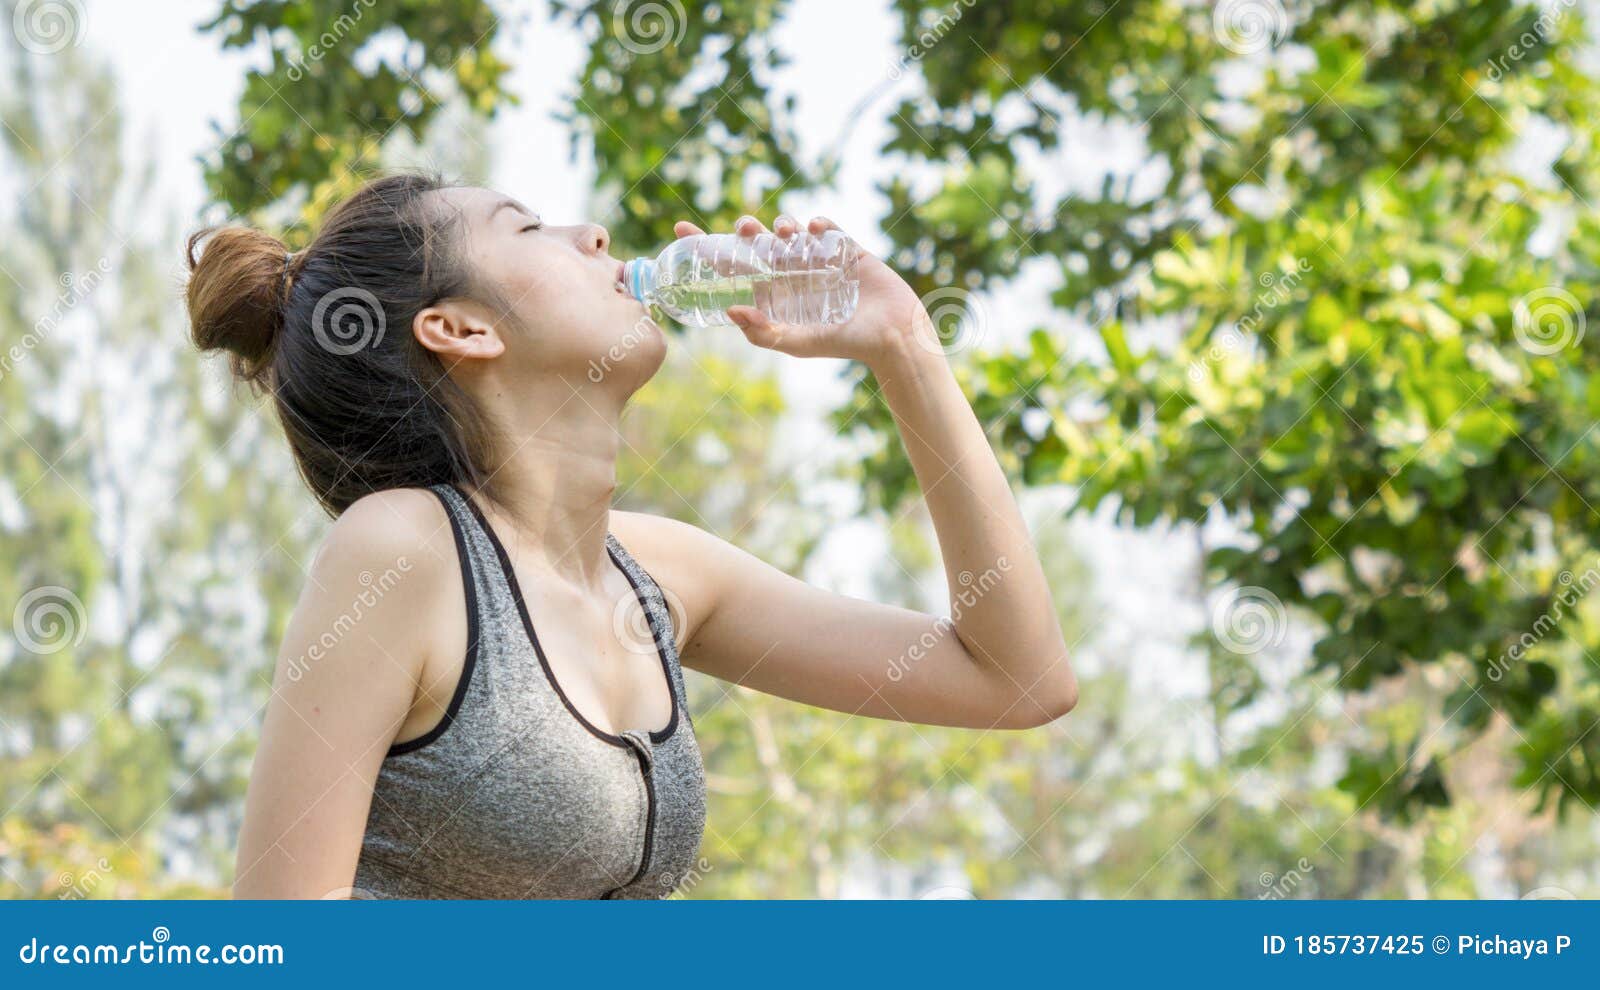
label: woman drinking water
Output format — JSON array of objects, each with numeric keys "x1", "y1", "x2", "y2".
[{"x1": 185, "y1": 173, "x2": 1077, "y2": 898}]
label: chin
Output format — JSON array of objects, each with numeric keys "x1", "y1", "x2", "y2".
[
  {"x1": 629, "y1": 321, "x2": 669, "y2": 389},
  {"x1": 583, "y1": 313, "x2": 667, "y2": 389}
]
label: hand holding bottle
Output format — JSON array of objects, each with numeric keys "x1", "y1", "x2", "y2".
[{"x1": 668, "y1": 214, "x2": 938, "y2": 371}]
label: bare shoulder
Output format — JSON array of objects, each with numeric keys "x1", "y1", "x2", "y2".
[
  {"x1": 608, "y1": 509, "x2": 768, "y2": 576},
  {"x1": 266, "y1": 487, "x2": 467, "y2": 704},
  {"x1": 285, "y1": 488, "x2": 462, "y2": 673},
  {"x1": 608, "y1": 509, "x2": 725, "y2": 561},
  {"x1": 607, "y1": 511, "x2": 747, "y2": 635},
  {"x1": 317, "y1": 487, "x2": 458, "y2": 583}
]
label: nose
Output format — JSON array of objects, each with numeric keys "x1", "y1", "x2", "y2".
[{"x1": 579, "y1": 223, "x2": 610, "y2": 256}]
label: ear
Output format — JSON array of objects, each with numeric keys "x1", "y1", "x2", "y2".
[{"x1": 412, "y1": 299, "x2": 506, "y2": 361}]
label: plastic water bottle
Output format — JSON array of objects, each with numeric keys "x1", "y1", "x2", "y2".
[{"x1": 621, "y1": 230, "x2": 861, "y2": 328}]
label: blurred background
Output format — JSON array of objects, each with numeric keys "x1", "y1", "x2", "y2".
[{"x1": 3, "y1": 0, "x2": 1600, "y2": 899}]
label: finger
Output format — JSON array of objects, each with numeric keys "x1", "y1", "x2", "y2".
[
  {"x1": 774, "y1": 214, "x2": 799, "y2": 238},
  {"x1": 727, "y1": 307, "x2": 823, "y2": 357},
  {"x1": 807, "y1": 216, "x2": 840, "y2": 234},
  {"x1": 674, "y1": 220, "x2": 707, "y2": 238},
  {"x1": 734, "y1": 214, "x2": 768, "y2": 237},
  {"x1": 727, "y1": 306, "x2": 784, "y2": 350}
]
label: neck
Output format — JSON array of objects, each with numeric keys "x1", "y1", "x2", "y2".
[{"x1": 470, "y1": 375, "x2": 623, "y2": 585}]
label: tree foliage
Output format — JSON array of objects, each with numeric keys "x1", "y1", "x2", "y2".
[
  {"x1": 202, "y1": 0, "x2": 511, "y2": 227},
  {"x1": 882, "y1": 0, "x2": 1600, "y2": 817}
]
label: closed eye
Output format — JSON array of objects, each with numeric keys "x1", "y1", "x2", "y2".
[{"x1": 520, "y1": 222, "x2": 543, "y2": 233}]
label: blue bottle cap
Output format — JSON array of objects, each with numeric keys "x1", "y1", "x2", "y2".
[{"x1": 622, "y1": 258, "x2": 656, "y2": 303}]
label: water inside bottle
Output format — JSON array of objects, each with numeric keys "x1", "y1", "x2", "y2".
[
  {"x1": 654, "y1": 266, "x2": 859, "y2": 328},
  {"x1": 626, "y1": 231, "x2": 861, "y2": 328}
]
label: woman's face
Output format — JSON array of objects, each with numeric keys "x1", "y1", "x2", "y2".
[{"x1": 435, "y1": 185, "x2": 665, "y2": 390}]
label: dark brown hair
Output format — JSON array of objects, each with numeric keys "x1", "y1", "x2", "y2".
[{"x1": 185, "y1": 173, "x2": 494, "y2": 515}]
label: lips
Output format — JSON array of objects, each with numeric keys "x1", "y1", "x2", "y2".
[{"x1": 614, "y1": 261, "x2": 626, "y2": 295}]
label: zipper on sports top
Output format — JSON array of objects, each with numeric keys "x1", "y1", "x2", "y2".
[{"x1": 609, "y1": 730, "x2": 656, "y2": 897}]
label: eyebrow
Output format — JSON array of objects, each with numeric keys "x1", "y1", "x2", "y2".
[{"x1": 488, "y1": 198, "x2": 536, "y2": 221}]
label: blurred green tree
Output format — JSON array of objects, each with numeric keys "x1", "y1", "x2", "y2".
[
  {"x1": 849, "y1": 0, "x2": 1600, "y2": 819},
  {"x1": 0, "y1": 18, "x2": 309, "y2": 896},
  {"x1": 200, "y1": 0, "x2": 510, "y2": 229},
  {"x1": 201, "y1": 0, "x2": 810, "y2": 250}
]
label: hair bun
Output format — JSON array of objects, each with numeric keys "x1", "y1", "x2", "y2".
[{"x1": 185, "y1": 225, "x2": 291, "y2": 384}]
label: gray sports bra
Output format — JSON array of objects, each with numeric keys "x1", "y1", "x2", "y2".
[{"x1": 353, "y1": 485, "x2": 707, "y2": 899}]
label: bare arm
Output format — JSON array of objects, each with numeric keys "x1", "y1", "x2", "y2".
[
  {"x1": 615, "y1": 214, "x2": 1076, "y2": 730},
  {"x1": 232, "y1": 490, "x2": 460, "y2": 897}
]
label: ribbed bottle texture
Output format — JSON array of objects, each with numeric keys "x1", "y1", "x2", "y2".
[{"x1": 623, "y1": 231, "x2": 860, "y2": 328}]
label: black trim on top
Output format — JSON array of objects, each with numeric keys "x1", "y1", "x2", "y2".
[
  {"x1": 450, "y1": 486, "x2": 680, "y2": 748},
  {"x1": 608, "y1": 537, "x2": 695, "y2": 737},
  {"x1": 387, "y1": 486, "x2": 482, "y2": 757},
  {"x1": 605, "y1": 541, "x2": 682, "y2": 744}
]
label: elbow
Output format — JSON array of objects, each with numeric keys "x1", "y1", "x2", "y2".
[
  {"x1": 996, "y1": 667, "x2": 1078, "y2": 729},
  {"x1": 1052, "y1": 675, "x2": 1080, "y2": 719},
  {"x1": 1036, "y1": 674, "x2": 1080, "y2": 725}
]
